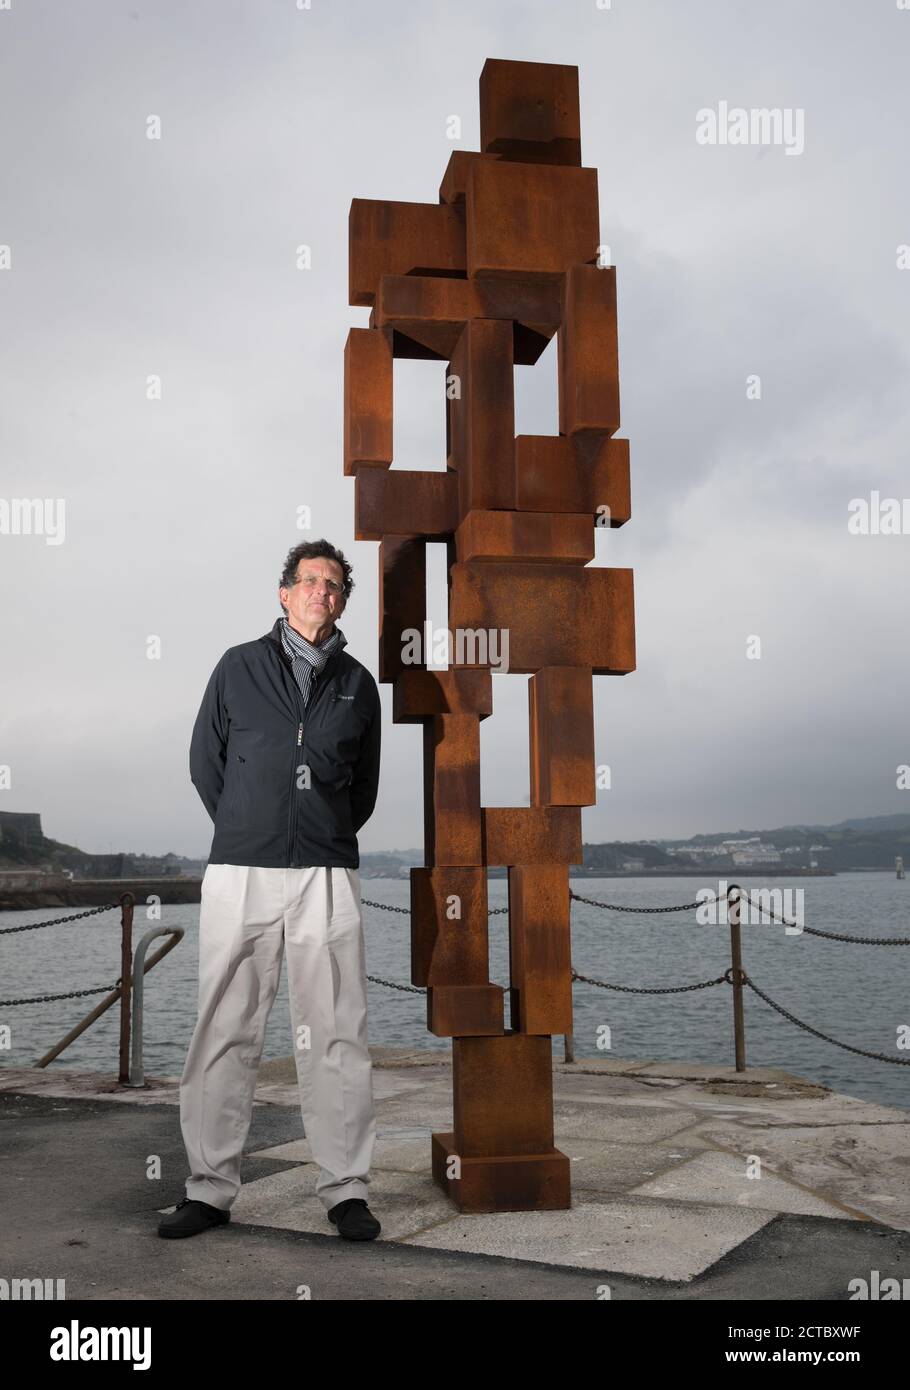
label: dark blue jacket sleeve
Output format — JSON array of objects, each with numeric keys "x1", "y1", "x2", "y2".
[
  {"x1": 189, "y1": 655, "x2": 229, "y2": 823},
  {"x1": 349, "y1": 681, "x2": 381, "y2": 835}
]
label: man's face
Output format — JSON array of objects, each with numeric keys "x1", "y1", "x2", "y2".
[{"x1": 280, "y1": 557, "x2": 347, "y2": 631}]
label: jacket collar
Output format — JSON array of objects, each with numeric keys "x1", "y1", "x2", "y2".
[
  {"x1": 278, "y1": 616, "x2": 347, "y2": 662},
  {"x1": 263, "y1": 617, "x2": 346, "y2": 682},
  {"x1": 264, "y1": 617, "x2": 283, "y2": 643}
]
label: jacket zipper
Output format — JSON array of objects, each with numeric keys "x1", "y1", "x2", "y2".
[
  {"x1": 288, "y1": 719, "x2": 303, "y2": 866},
  {"x1": 282, "y1": 650, "x2": 340, "y2": 868}
]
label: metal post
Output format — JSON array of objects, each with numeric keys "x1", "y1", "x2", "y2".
[
  {"x1": 118, "y1": 893, "x2": 134, "y2": 1084},
  {"x1": 728, "y1": 883, "x2": 746, "y2": 1072},
  {"x1": 129, "y1": 926, "x2": 186, "y2": 1086}
]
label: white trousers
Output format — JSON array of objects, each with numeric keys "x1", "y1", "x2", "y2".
[{"x1": 179, "y1": 864, "x2": 376, "y2": 1213}]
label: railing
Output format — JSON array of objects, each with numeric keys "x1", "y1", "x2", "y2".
[
  {"x1": 360, "y1": 882, "x2": 910, "y2": 1072},
  {"x1": 0, "y1": 892, "x2": 183, "y2": 1080},
  {"x1": 3, "y1": 881, "x2": 907, "y2": 1081}
]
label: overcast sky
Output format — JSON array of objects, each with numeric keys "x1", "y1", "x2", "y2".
[{"x1": 1, "y1": 0, "x2": 908, "y2": 858}]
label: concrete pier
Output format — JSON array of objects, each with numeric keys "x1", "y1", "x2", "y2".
[{"x1": 2, "y1": 1048, "x2": 908, "y2": 1300}]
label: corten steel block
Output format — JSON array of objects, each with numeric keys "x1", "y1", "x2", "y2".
[
  {"x1": 528, "y1": 666, "x2": 596, "y2": 806},
  {"x1": 346, "y1": 55, "x2": 636, "y2": 1217},
  {"x1": 558, "y1": 264, "x2": 620, "y2": 437},
  {"x1": 514, "y1": 434, "x2": 631, "y2": 523},
  {"x1": 465, "y1": 159, "x2": 599, "y2": 281},
  {"x1": 378, "y1": 536, "x2": 426, "y2": 684},
  {"x1": 481, "y1": 806, "x2": 583, "y2": 866},
  {"x1": 410, "y1": 865, "x2": 490, "y2": 985},
  {"x1": 447, "y1": 319, "x2": 516, "y2": 513},
  {"x1": 439, "y1": 149, "x2": 502, "y2": 205},
  {"x1": 507, "y1": 864, "x2": 573, "y2": 1035},
  {"x1": 451, "y1": 1033, "x2": 556, "y2": 1156},
  {"x1": 448, "y1": 560, "x2": 636, "y2": 675},
  {"x1": 349, "y1": 198, "x2": 467, "y2": 307},
  {"x1": 355, "y1": 468, "x2": 457, "y2": 542},
  {"x1": 394, "y1": 668, "x2": 493, "y2": 724},
  {"x1": 431, "y1": 1133, "x2": 571, "y2": 1213},
  {"x1": 424, "y1": 714, "x2": 483, "y2": 865},
  {"x1": 343, "y1": 327, "x2": 393, "y2": 475},
  {"x1": 427, "y1": 984, "x2": 505, "y2": 1037},
  {"x1": 479, "y1": 58, "x2": 582, "y2": 166},
  {"x1": 372, "y1": 273, "x2": 560, "y2": 365},
  {"x1": 455, "y1": 509, "x2": 594, "y2": 565}
]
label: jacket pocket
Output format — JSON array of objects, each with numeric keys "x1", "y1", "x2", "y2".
[
  {"x1": 315, "y1": 690, "x2": 370, "y2": 771},
  {"x1": 220, "y1": 752, "x2": 248, "y2": 819}
]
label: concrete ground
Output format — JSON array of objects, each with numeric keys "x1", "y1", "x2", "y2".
[{"x1": 2, "y1": 1047, "x2": 909, "y2": 1300}]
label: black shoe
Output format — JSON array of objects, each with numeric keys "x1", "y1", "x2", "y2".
[
  {"x1": 157, "y1": 1195, "x2": 231, "y2": 1239},
  {"x1": 327, "y1": 1198, "x2": 381, "y2": 1240}
]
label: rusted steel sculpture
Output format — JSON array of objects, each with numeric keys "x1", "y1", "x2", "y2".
[{"x1": 345, "y1": 57, "x2": 635, "y2": 1213}]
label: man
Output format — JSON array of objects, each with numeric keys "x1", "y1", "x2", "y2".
[{"x1": 158, "y1": 540, "x2": 382, "y2": 1242}]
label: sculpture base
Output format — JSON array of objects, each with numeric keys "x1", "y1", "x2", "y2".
[{"x1": 431, "y1": 1131, "x2": 571, "y2": 1212}]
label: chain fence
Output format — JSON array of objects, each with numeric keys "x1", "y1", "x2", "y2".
[
  {"x1": 359, "y1": 883, "x2": 910, "y2": 1069},
  {"x1": 0, "y1": 902, "x2": 124, "y2": 1007},
  {"x1": 0, "y1": 902, "x2": 117, "y2": 935},
  {"x1": 2, "y1": 882, "x2": 907, "y2": 1069}
]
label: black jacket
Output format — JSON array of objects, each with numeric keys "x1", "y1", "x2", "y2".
[{"x1": 190, "y1": 618, "x2": 381, "y2": 868}]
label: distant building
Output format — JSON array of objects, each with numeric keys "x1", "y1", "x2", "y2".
[
  {"x1": 731, "y1": 844, "x2": 782, "y2": 865},
  {"x1": 53, "y1": 851, "x2": 127, "y2": 879},
  {"x1": 0, "y1": 810, "x2": 44, "y2": 848}
]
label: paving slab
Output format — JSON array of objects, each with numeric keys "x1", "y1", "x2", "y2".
[
  {"x1": 629, "y1": 1149, "x2": 859, "y2": 1218},
  {"x1": 198, "y1": 1158, "x2": 775, "y2": 1282},
  {"x1": 695, "y1": 1120, "x2": 910, "y2": 1230},
  {"x1": 399, "y1": 1193, "x2": 775, "y2": 1282}
]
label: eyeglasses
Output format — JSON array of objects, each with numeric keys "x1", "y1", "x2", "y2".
[{"x1": 296, "y1": 574, "x2": 344, "y2": 595}]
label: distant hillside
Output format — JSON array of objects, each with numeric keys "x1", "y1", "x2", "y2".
[
  {"x1": 635, "y1": 815, "x2": 910, "y2": 872},
  {"x1": 0, "y1": 812, "x2": 204, "y2": 878},
  {"x1": 4, "y1": 811, "x2": 909, "y2": 877},
  {"x1": 827, "y1": 814, "x2": 910, "y2": 833}
]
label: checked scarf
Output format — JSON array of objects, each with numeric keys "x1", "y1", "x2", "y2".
[{"x1": 279, "y1": 617, "x2": 347, "y2": 707}]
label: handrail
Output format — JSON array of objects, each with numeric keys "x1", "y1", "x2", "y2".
[
  {"x1": 2, "y1": 893, "x2": 187, "y2": 1073},
  {"x1": 128, "y1": 927, "x2": 185, "y2": 1087}
]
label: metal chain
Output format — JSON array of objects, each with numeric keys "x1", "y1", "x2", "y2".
[
  {"x1": 569, "y1": 889, "x2": 712, "y2": 914},
  {"x1": 799, "y1": 924, "x2": 910, "y2": 944},
  {"x1": 0, "y1": 902, "x2": 118, "y2": 935},
  {"x1": 361, "y1": 896, "x2": 508, "y2": 916},
  {"x1": 734, "y1": 892, "x2": 910, "y2": 944},
  {"x1": 570, "y1": 967, "x2": 727, "y2": 994},
  {"x1": 570, "y1": 887, "x2": 910, "y2": 946},
  {"x1": 0, "y1": 983, "x2": 120, "y2": 1007},
  {"x1": 365, "y1": 972, "x2": 424, "y2": 994},
  {"x1": 744, "y1": 976, "x2": 910, "y2": 1066}
]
